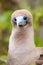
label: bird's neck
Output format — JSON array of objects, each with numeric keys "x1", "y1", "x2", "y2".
[{"x1": 11, "y1": 27, "x2": 35, "y2": 47}]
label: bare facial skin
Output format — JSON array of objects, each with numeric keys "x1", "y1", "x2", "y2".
[{"x1": 7, "y1": 9, "x2": 42, "y2": 65}]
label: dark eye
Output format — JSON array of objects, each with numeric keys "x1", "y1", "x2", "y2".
[
  {"x1": 13, "y1": 17, "x2": 17, "y2": 24},
  {"x1": 14, "y1": 17, "x2": 17, "y2": 21},
  {"x1": 23, "y1": 16, "x2": 27, "y2": 20}
]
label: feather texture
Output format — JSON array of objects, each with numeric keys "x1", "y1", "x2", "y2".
[{"x1": 7, "y1": 9, "x2": 41, "y2": 65}]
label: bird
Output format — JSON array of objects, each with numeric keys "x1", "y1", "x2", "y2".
[{"x1": 7, "y1": 9, "x2": 42, "y2": 65}]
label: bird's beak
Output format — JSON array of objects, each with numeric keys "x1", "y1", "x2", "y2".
[{"x1": 16, "y1": 16, "x2": 26, "y2": 27}]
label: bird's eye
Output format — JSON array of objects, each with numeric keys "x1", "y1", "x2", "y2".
[
  {"x1": 14, "y1": 17, "x2": 17, "y2": 22},
  {"x1": 13, "y1": 17, "x2": 17, "y2": 24},
  {"x1": 23, "y1": 16, "x2": 27, "y2": 20}
]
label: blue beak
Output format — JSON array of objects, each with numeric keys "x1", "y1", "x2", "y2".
[{"x1": 14, "y1": 16, "x2": 27, "y2": 26}]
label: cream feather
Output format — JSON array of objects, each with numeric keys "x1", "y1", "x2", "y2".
[{"x1": 7, "y1": 9, "x2": 42, "y2": 65}]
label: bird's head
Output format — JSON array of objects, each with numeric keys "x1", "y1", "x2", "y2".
[
  {"x1": 11, "y1": 9, "x2": 34, "y2": 41},
  {"x1": 11, "y1": 9, "x2": 33, "y2": 30}
]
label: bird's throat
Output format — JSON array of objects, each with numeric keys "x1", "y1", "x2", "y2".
[{"x1": 11, "y1": 27, "x2": 35, "y2": 48}]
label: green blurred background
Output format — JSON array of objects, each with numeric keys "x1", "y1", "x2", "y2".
[{"x1": 0, "y1": 0, "x2": 43, "y2": 65}]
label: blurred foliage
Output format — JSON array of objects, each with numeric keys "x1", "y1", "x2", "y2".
[
  {"x1": 0, "y1": 10, "x2": 12, "y2": 65},
  {"x1": 32, "y1": 7, "x2": 43, "y2": 46},
  {"x1": 0, "y1": 0, "x2": 43, "y2": 65},
  {"x1": 0, "y1": 55, "x2": 7, "y2": 65},
  {"x1": 0, "y1": 11, "x2": 12, "y2": 31}
]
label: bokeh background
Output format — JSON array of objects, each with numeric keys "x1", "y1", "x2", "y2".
[{"x1": 0, "y1": 0, "x2": 43, "y2": 65}]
